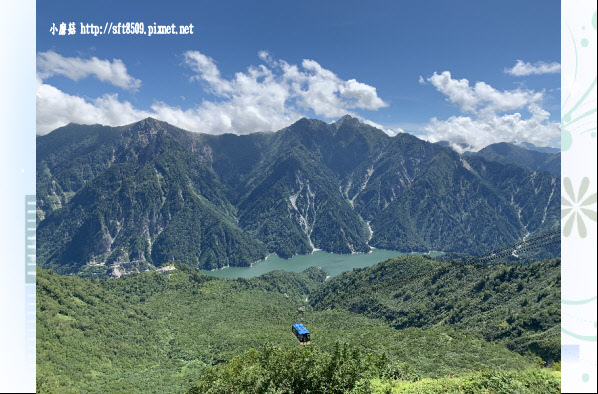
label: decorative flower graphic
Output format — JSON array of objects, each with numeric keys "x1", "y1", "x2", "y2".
[
  {"x1": 562, "y1": 177, "x2": 597, "y2": 238},
  {"x1": 560, "y1": 10, "x2": 597, "y2": 152}
]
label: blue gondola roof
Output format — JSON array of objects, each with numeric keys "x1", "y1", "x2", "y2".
[{"x1": 292, "y1": 323, "x2": 309, "y2": 335}]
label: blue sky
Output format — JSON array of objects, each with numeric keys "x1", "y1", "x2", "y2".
[{"x1": 36, "y1": 0, "x2": 561, "y2": 151}]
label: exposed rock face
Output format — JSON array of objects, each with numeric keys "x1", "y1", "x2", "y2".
[{"x1": 156, "y1": 265, "x2": 176, "y2": 274}]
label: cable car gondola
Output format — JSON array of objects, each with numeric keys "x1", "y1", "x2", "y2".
[{"x1": 292, "y1": 323, "x2": 310, "y2": 344}]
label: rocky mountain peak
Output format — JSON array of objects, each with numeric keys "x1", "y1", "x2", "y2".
[{"x1": 335, "y1": 114, "x2": 360, "y2": 127}]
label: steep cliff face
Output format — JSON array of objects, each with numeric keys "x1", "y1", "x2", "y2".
[{"x1": 36, "y1": 116, "x2": 560, "y2": 276}]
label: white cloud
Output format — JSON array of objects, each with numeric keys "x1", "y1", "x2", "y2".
[
  {"x1": 424, "y1": 106, "x2": 560, "y2": 153},
  {"x1": 258, "y1": 50, "x2": 273, "y2": 64},
  {"x1": 184, "y1": 51, "x2": 229, "y2": 93},
  {"x1": 36, "y1": 51, "x2": 141, "y2": 92},
  {"x1": 182, "y1": 52, "x2": 388, "y2": 119},
  {"x1": 505, "y1": 60, "x2": 561, "y2": 76},
  {"x1": 36, "y1": 77, "x2": 150, "y2": 134},
  {"x1": 293, "y1": 59, "x2": 388, "y2": 117},
  {"x1": 422, "y1": 71, "x2": 559, "y2": 151},
  {"x1": 427, "y1": 71, "x2": 542, "y2": 113},
  {"x1": 37, "y1": 50, "x2": 388, "y2": 135},
  {"x1": 361, "y1": 119, "x2": 404, "y2": 136},
  {"x1": 418, "y1": 75, "x2": 426, "y2": 85}
]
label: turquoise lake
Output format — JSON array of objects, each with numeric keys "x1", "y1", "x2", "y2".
[{"x1": 200, "y1": 249, "x2": 442, "y2": 279}]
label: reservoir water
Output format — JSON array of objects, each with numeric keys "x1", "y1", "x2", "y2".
[{"x1": 200, "y1": 249, "x2": 442, "y2": 279}]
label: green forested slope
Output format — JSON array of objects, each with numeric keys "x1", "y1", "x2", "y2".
[
  {"x1": 237, "y1": 132, "x2": 371, "y2": 257},
  {"x1": 311, "y1": 255, "x2": 561, "y2": 362},
  {"x1": 186, "y1": 346, "x2": 560, "y2": 394},
  {"x1": 37, "y1": 257, "x2": 555, "y2": 393},
  {"x1": 37, "y1": 121, "x2": 267, "y2": 275}
]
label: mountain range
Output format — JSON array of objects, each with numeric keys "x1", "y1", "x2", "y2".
[
  {"x1": 464, "y1": 142, "x2": 560, "y2": 176},
  {"x1": 36, "y1": 116, "x2": 560, "y2": 276}
]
